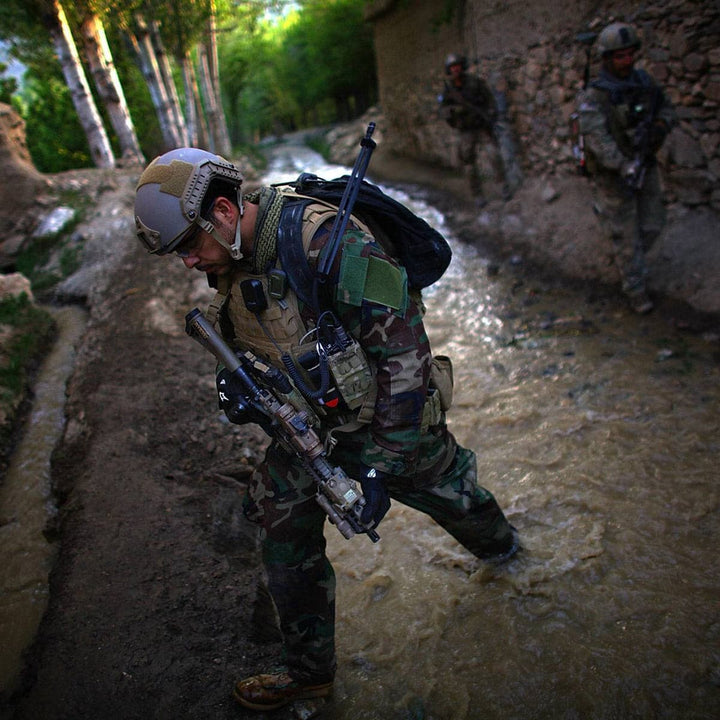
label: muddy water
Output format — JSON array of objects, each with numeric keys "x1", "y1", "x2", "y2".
[
  {"x1": 264, "y1": 140, "x2": 720, "y2": 719},
  {"x1": 0, "y1": 306, "x2": 87, "y2": 696}
]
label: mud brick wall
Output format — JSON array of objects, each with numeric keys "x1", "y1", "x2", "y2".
[{"x1": 366, "y1": 0, "x2": 720, "y2": 210}]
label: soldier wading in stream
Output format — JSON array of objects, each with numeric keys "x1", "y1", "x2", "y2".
[
  {"x1": 134, "y1": 147, "x2": 519, "y2": 711},
  {"x1": 576, "y1": 22, "x2": 677, "y2": 314}
]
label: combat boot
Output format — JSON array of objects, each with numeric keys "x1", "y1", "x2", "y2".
[{"x1": 233, "y1": 670, "x2": 333, "y2": 710}]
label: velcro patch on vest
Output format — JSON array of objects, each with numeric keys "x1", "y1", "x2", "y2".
[{"x1": 337, "y1": 240, "x2": 406, "y2": 309}]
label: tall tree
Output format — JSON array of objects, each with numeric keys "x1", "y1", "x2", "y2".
[
  {"x1": 44, "y1": 0, "x2": 115, "y2": 167},
  {"x1": 2, "y1": 0, "x2": 116, "y2": 168},
  {"x1": 78, "y1": 10, "x2": 145, "y2": 163},
  {"x1": 126, "y1": 12, "x2": 183, "y2": 150},
  {"x1": 158, "y1": 0, "x2": 231, "y2": 154},
  {"x1": 201, "y1": 0, "x2": 230, "y2": 155},
  {"x1": 149, "y1": 17, "x2": 188, "y2": 146}
]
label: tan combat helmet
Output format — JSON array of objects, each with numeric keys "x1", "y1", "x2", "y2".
[
  {"x1": 134, "y1": 147, "x2": 245, "y2": 259},
  {"x1": 596, "y1": 22, "x2": 641, "y2": 57}
]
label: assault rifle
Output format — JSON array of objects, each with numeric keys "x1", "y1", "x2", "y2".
[
  {"x1": 440, "y1": 85, "x2": 495, "y2": 130},
  {"x1": 313, "y1": 121, "x2": 376, "y2": 309},
  {"x1": 569, "y1": 31, "x2": 597, "y2": 175},
  {"x1": 624, "y1": 85, "x2": 663, "y2": 191},
  {"x1": 185, "y1": 307, "x2": 380, "y2": 543}
]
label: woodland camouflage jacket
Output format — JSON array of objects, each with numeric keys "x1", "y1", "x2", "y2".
[
  {"x1": 440, "y1": 72, "x2": 498, "y2": 132},
  {"x1": 217, "y1": 194, "x2": 434, "y2": 478},
  {"x1": 577, "y1": 67, "x2": 678, "y2": 175}
]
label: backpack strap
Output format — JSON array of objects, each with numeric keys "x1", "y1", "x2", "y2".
[
  {"x1": 276, "y1": 190, "x2": 371, "y2": 311},
  {"x1": 276, "y1": 197, "x2": 316, "y2": 308},
  {"x1": 205, "y1": 274, "x2": 232, "y2": 326}
]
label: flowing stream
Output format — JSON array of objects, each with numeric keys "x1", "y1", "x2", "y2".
[
  {"x1": 263, "y1": 139, "x2": 720, "y2": 719},
  {"x1": 0, "y1": 139, "x2": 717, "y2": 718}
]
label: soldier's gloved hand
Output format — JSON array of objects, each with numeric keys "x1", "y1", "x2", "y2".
[
  {"x1": 216, "y1": 368, "x2": 263, "y2": 427},
  {"x1": 622, "y1": 159, "x2": 643, "y2": 187},
  {"x1": 358, "y1": 464, "x2": 391, "y2": 528}
]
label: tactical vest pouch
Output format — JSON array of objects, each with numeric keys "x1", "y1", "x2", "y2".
[
  {"x1": 420, "y1": 356, "x2": 454, "y2": 433},
  {"x1": 430, "y1": 355, "x2": 454, "y2": 411},
  {"x1": 288, "y1": 333, "x2": 374, "y2": 413},
  {"x1": 325, "y1": 334, "x2": 374, "y2": 410}
]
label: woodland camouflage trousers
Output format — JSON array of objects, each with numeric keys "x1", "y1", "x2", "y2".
[{"x1": 242, "y1": 428, "x2": 516, "y2": 683}]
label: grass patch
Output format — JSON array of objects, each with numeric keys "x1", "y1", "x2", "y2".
[
  {"x1": 0, "y1": 294, "x2": 56, "y2": 464},
  {"x1": 0, "y1": 294, "x2": 56, "y2": 394}
]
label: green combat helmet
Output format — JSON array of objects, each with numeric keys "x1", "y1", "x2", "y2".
[
  {"x1": 444, "y1": 52, "x2": 467, "y2": 74},
  {"x1": 134, "y1": 147, "x2": 245, "y2": 259},
  {"x1": 596, "y1": 22, "x2": 641, "y2": 57}
]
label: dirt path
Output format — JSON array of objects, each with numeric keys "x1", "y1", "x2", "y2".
[{"x1": 5, "y1": 210, "x2": 282, "y2": 719}]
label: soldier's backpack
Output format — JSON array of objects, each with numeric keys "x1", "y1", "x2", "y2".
[{"x1": 275, "y1": 172, "x2": 453, "y2": 308}]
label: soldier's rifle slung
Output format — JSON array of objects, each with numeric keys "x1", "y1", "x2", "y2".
[
  {"x1": 185, "y1": 307, "x2": 380, "y2": 543},
  {"x1": 442, "y1": 85, "x2": 495, "y2": 129},
  {"x1": 624, "y1": 85, "x2": 663, "y2": 191}
]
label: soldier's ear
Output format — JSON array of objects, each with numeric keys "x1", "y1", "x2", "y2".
[{"x1": 212, "y1": 196, "x2": 237, "y2": 222}]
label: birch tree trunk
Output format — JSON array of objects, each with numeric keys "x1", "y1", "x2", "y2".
[
  {"x1": 80, "y1": 13, "x2": 144, "y2": 164},
  {"x1": 129, "y1": 14, "x2": 182, "y2": 151},
  {"x1": 197, "y1": 43, "x2": 230, "y2": 156},
  {"x1": 202, "y1": 2, "x2": 231, "y2": 156},
  {"x1": 150, "y1": 20, "x2": 188, "y2": 147},
  {"x1": 180, "y1": 51, "x2": 209, "y2": 149},
  {"x1": 49, "y1": 0, "x2": 115, "y2": 168}
]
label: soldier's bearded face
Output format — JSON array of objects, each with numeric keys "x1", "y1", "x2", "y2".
[{"x1": 609, "y1": 48, "x2": 636, "y2": 78}]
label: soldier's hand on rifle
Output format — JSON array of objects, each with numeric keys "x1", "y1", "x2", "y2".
[
  {"x1": 358, "y1": 464, "x2": 391, "y2": 528},
  {"x1": 216, "y1": 368, "x2": 268, "y2": 429},
  {"x1": 622, "y1": 159, "x2": 643, "y2": 187}
]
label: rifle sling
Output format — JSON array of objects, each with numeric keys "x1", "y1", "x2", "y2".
[{"x1": 277, "y1": 198, "x2": 316, "y2": 309}]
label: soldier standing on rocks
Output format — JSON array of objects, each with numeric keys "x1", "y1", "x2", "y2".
[
  {"x1": 439, "y1": 53, "x2": 522, "y2": 207},
  {"x1": 577, "y1": 22, "x2": 677, "y2": 314}
]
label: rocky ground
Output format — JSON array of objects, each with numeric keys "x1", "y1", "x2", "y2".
[{"x1": 1, "y1": 125, "x2": 719, "y2": 720}]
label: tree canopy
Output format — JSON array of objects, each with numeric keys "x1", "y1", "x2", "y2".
[{"x1": 0, "y1": 0, "x2": 377, "y2": 170}]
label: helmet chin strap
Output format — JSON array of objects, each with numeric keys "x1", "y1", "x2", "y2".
[
  {"x1": 228, "y1": 193, "x2": 244, "y2": 260},
  {"x1": 209, "y1": 192, "x2": 244, "y2": 260}
]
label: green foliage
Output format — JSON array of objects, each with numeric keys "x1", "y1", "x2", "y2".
[
  {"x1": 0, "y1": 294, "x2": 55, "y2": 397},
  {"x1": 219, "y1": 0, "x2": 377, "y2": 144},
  {"x1": 0, "y1": 61, "x2": 18, "y2": 103},
  {"x1": 21, "y1": 67, "x2": 93, "y2": 172}
]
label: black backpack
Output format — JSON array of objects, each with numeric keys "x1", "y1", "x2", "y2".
[{"x1": 276, "y1": 173, "x2": 452, "y2": 308}]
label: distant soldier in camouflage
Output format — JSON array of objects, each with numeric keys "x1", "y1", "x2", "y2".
[
  {"x1": 439, "y1": 52, "x2": 522, "y2": 206},
  {"x1": 577, "y1": 22, "x2": 677, "y2": 313},
  {"x1": 134, "y1": 148, "x2": 519, "y2": 711}
]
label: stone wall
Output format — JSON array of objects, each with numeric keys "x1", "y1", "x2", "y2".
[{"x1": 366, "y1": 0, "x2": 720, "y2": 212}]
